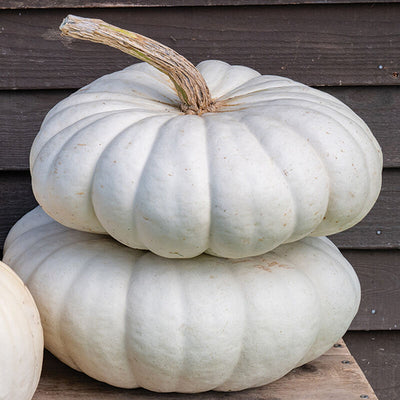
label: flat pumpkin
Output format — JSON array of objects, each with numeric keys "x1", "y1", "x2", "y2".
[
  {"x1": 4, "y1": 207, "x2": 360, "y2": 393},
  {"x1": 30, "y1": 15, "x2": 382, "y2": 258},
  {"x1": 0, "y1": 261, "x2": 43, "y2": 400}
]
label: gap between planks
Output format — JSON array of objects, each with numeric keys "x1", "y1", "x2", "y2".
[{"x1": 33, "y1": 339, "x2": 378, "y2": 400}]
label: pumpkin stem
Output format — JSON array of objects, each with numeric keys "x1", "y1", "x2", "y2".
[{"x1": 60, "y1": 15, "x2": 216, "y2": 115}]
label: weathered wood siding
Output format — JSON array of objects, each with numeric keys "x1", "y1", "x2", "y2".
[{"x1": 1, "y1": 2, "x2": 398, "y2": 398}]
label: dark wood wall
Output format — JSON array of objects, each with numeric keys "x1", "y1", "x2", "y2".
[{"x1": 1, "y1": 1, "x2": 399, "y2": 399}]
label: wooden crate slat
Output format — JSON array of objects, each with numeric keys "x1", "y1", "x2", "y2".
[
  {"x1": 330, "y1": 169, "x2": 399, "y2": 249},
  {"x1": 1, "y1": 5, "x2": 400, "y2": 89},
  {"x1": 1, "y1": 86, "x2": 398, "y2": 171},
  {"x1": 0, "y1": 172, "x2": 36, "y2": 246},
  {"x1": 346, "y1": 250, "x2": 400, "y2": 331},
  {"x1": 0, "y1": 0, "x2": 396, "y2": 9},
  {"x1": 32, "y1": 340, "x2": 378, "y2": 399},
  {"x1": 0, "y1": 90, "x2": 72, "y2": 171},
  {"x1": 345, "y1": 331, "x2": 400, "y2": 400}
]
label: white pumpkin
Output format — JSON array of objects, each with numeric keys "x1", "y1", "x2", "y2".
[
  {"x1": 4, "y1": 207, "x2": 360, "y2": 393},
  {"x1": 0, "y1": 261, "x2": 43, "y2": 400},
  {"x1": 29, "y1": 16, "x2": 382, "y2": 259}
]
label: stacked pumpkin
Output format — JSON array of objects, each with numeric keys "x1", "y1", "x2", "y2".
[{"x1": 2, "y1": 15, "x2": 382, "y2": 395}]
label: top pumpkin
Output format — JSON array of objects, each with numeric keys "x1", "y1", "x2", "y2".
[{"x1": 30, "y1": 15, "x2": 382, "y2": 259}]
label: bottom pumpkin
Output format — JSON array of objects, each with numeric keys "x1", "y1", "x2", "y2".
[{"x1": 3, "y1": 207, "x2": 360, "y2": 393}]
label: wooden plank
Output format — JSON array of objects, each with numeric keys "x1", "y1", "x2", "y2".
[
  {"x1": 345, "y1": 250, "x2": 400, "y2": 331},
  {"x1": 32, "y1": 339, "x2": 378, "y2": 399},
  {"x1": 0, "y1": 0, "x2": 395, "y2": 8},
  {"x1": 0, "y1": 90, "x2": 72, "y2": 171},
  {"x1": 345, "y1": 331, "x2": 400, "y2": 400},
  {"x1": 330, "y1": 169, "x2": 399, "y2": 249},
  {"x1": 1, "y1": 5, "x2": 400, "y2": 89},
  {"x1": 324, "y1": 86, "x2": 400, "y2": 169},
  {"x1": 0, "y1": 169, "x2": 398, "y2": 252},
  {"x1": 0, "y1": 172, "x2": 37, "y2": 246},
  {"x1": 1, "y1": 86, "x2": 398, "y2": 171}
]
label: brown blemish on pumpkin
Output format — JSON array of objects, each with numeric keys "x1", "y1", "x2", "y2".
[
  {"x1": 255, "y1": 265, "x2": 272, "y2": 272},
  {"x1": 266, "y1": 261, "x2": 290, "y2": 269},
  {"x1": 76, "y1": 192, "x2": 84, "y2": 195},
  {"x1": 169, "y1": 251, "x2": 184, "y2": 257},
  {"x1": 77, "y1": 143, "x2": 86, "y2": 146},
  {"x1": 268, "y1": 261, "x2": 278, "y2": 266}
]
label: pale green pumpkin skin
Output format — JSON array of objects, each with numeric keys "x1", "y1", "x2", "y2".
[
  {"x1": 30, "y1": 60, "x2": 382, "y2": 259},
  {"x1": 4, "y1": 207, "x2": 360, "y2": 393},
  {"x1": 0, "y1": 261, "x2": 43, "y2": 400}
]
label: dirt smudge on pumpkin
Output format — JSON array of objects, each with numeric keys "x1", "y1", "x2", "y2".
[
  {"x1": 255, "y1": 265, "x2": 272, "y2": 272},
  {"x1": 258, "y1": 260, "x2": 291, "y2": 270}
]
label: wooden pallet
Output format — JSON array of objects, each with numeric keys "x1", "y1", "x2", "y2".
[{"x1": 33, "y1": 339, "x2": 378, "y2": 400}]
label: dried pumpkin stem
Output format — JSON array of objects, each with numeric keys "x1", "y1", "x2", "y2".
[{"x1": 60, "y1": 15, "x2": 216, "y2": 114}]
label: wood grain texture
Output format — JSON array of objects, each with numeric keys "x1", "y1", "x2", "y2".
[
  {"x1": 32, "y1": 340, "x2": 378, "y2": 400},
  {"x1": 0, "y1": 172, "x2": 36, "y2": 245},
  {"x1": 1, "y1": 5, "x2": 400, "y2": 89},
  {"x1": 346, "y1": 250, "x2": 400, "y2": 331},
  {"x1": 0, "y1": 0, "x2": 396, "y2": 8},
  {"x1": 330, "y1": 169, "x2": 399, "y2": 249},
  {"x1": 1, "y1": 86, "x2": 398, "y2": 171},
  {"x1": 345, "y1": 331, "x2": 400, "y2": 400},
  {"x1": 0, "y1": 90, "x2": 72, "y2": 171}
]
